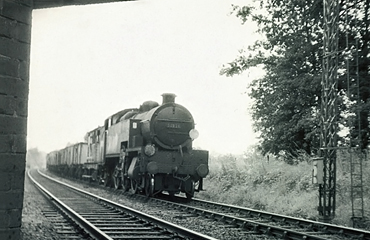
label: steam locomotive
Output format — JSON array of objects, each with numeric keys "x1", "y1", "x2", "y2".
[{"x1": 46, "y1": 93, "x2": 209, "y2": 199}]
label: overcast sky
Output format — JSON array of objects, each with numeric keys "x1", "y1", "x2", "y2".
[{"x1": 28, "y1": 0, "x2": 263, "y2": 155}]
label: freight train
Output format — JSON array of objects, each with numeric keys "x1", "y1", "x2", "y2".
[{"x1": 46, "y1": 93, "x2": 209, "y2": 199}]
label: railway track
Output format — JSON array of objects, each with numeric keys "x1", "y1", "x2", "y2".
[
  {"x1": 152, "y1": 195, "x2": 370, "y2": 240},
  {"x1": 189, "y1": 198, "x2": 370, "y2": 239},
  {"x1": 28, "y1": 169, "x2": 216, "y2": 240},
  {"x1": 113, "y1": 188, "x2": 370, "y2": 239},
  {"x1": 40, "y1": 170, "x2": 370, "y2": 239}
]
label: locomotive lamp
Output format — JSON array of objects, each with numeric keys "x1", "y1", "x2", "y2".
[
  {"x1": 189, "y1": 129, "x2": 199, "y2": 140},
  {"x1": 144, "y1": 144, "x2": 156, "y2": 156},
  {"x1": 196, "y1": 164, "x2": 209, "y2": 178}
]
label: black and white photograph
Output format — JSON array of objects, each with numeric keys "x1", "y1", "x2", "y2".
[{"x1": 0, "y1": 0, "x2": 369, "y2": 239}]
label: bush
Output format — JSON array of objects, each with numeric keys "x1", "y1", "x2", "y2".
[{"x1": 198, "y1": 146, "x2": 370, "y2": 228}]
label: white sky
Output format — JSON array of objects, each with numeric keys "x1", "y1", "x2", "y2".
[{"x1": 28, "y1": 0, "x2": 263, "y2": 155}]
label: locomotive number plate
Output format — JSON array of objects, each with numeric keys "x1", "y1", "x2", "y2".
[{"x1": 167, "y1": 123, "x2": 181, "y2": 129}]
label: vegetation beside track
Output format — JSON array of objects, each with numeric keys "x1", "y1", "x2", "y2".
[
  {"x1": 197, "y1": 146, "x2": 370, "y2": 230},
  {"x1": 25, "y1": 146, "x2": 370, "y2": 230}
]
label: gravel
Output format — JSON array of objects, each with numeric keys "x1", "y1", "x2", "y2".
[
  {"x1": 21, "y1": 169, "x2": 61, "y2": 240},
  {"x1": 21, "y1": 169, "x2": 274, "y2": 240}
]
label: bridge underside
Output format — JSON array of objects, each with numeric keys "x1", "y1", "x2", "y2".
[{"x1": 33, "y1": 0, "x2": 131, "y2": 9}]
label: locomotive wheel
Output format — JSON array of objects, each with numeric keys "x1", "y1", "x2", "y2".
[
  {"x1": 104, "y1": 173, "x2": 113, "y2": 188},
  {"x1": 122, "y1": 177, "x2": 130, "y2": 192},
  {"x1": 113, "y1": 176, "x2": 122, "y2": 190},
  {"x1": 91, "y1": 170, "x2": 97, "y2": 182},
  {"x1": 130, "y1": 179, "x2": 139, "y2": 194},
  {"x1": 82, "y1": 169, "x2": 86, "y2": 180},
  {"x1": 144, "y1": 174, "x2": 154, "y2": 197},
  {"x1": 185, "y1": 180, "x2": 195, "y2": 200}
]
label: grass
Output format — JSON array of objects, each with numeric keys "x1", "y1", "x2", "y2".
[
  {"x1": 27, "y1": 146, "x2": 369, "y2": 228},
  {"x1": 197, "y1": 146, "x2": 370, "y2": 229}
]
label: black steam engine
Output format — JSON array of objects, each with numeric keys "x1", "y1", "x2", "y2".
[{"x1": 46, "y1": 93, "x2": 209, "y2": 199}]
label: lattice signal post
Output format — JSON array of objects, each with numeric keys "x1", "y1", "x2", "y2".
[{"x1": 319, "y1": 0, "x2": 339, "y2": 221}]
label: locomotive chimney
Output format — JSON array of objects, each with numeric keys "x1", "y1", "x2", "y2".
[{"x1": 162, "y1": 93, "x2": 176, "y2": 104}]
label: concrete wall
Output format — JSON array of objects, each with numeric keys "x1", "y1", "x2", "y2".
[{"x1": 0, "y1": 0, "x2": 125, "y2": 239}]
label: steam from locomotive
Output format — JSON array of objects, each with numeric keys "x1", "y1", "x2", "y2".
[{"x1": 46, "y1": 93, "x2": 209, "y2": 199}]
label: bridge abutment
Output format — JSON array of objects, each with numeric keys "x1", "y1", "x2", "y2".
[
  {"x1": 0, "y1": 0, "x2": 124, "y2": 238},
  {"x1": 0, "y1": 0, "x2": 32, "y2": 239}
]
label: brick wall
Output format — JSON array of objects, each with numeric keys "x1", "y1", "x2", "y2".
[
  {"x1": 0, "y1": 0, "x2": 32, "y2": 239},
  {"x1": 0, "y1": 0, "x2": 126, "y2": 239}
]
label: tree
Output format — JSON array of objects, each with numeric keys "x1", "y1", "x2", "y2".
[
  {"x1": 222, "y1": 0, "x2": 324, "y2": 160},
  {"x1": 340, "y1": 0, "x2": 370, "y2": 150},
  {"x1": 222, "y1": 0, "x2": 370, "y2": 160}
]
